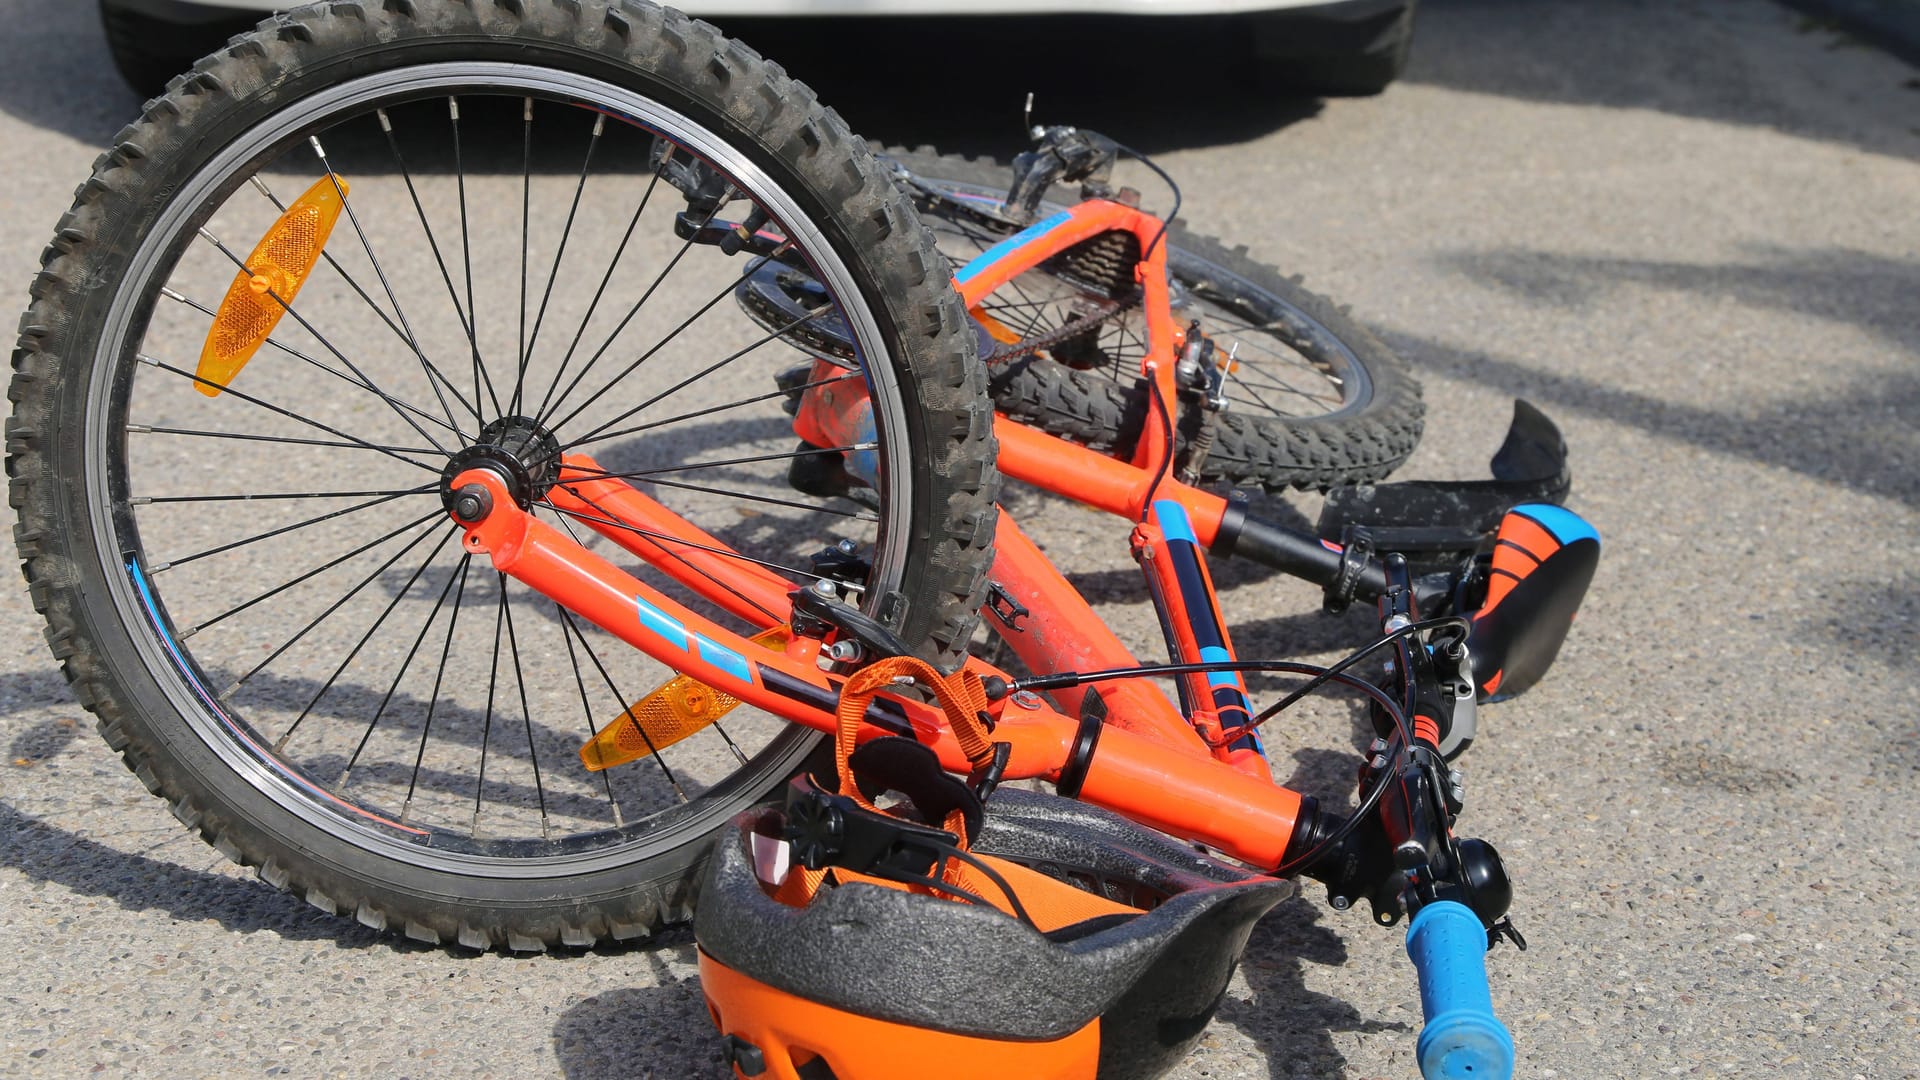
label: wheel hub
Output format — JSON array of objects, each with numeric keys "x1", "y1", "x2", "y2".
[{"x1": 440, "y1": 415, "x2": 562, "y2": 513}]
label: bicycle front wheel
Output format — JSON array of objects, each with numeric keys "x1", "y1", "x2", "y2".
[{"x1": 11, "y1": 0, "x2": 996, "y2": 949}]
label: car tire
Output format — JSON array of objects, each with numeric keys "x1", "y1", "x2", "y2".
[
  {"x1": 98, "y1": 0, "x2": 258, "y2": 98},
  {"x1": 1247, "y1": 0, "x2": 1418, "y2": 97}
]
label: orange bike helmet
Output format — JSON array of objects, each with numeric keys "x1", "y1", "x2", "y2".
[{"x1": 694, "y1": 714, "x2": 1291, "y2": 1080}]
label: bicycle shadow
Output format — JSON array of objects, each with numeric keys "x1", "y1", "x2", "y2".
[
  {"x1": 0, "y1": 799, "x2": 390, "y2": 948},
  {"x1": 1384, "y1": 308, "x2": 1920, "y2": 511},
  {"x1": 552, "y1": 936, "x2": 731, "y2": 1079},
  {"x1": 1217, "y1": 896, "x2": 1414, "y2": 1079},
  {"x1": 4, "y1": 668, "x2": 90, "y2": 764}
]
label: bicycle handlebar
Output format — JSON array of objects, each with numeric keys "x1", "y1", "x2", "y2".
[{"x1": 1406, "y1": 900, "x2": 1514, "y2": 1080}]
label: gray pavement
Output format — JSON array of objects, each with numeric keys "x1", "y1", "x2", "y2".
[{"x1": 2, "y1": 1, "x2": 1917, "y2": 1077}]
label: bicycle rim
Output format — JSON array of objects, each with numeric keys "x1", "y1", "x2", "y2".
[{"x1": 81, "y1": 63, "x2": 919, "y2": 878}]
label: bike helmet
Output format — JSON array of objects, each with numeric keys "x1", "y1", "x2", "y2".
[{"x1": 695, "y1": 658, "x2": 1291, "y2": 1080}]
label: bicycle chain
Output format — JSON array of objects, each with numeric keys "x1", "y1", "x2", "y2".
[{"x1": 984, "y1": 296, "x2": 1137, "y2": 366}]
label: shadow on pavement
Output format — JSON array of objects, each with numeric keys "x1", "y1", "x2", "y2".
[
  {"x1": 553, "y1": 940, "x2": 727, "y2": 1079},
  {"x1": 0, "y1": 0, "x2": 144, "y2": 145},
  {"x1": 1383, "y1": 325, "x2": 1920, "y2": 511},
  {"x1": 0, "y1": 800, "x2": 390, "y2": 946},
  {"x1": 1405, "y1": 0, "x2": 1920, "y2": 160},
  {"x1": 1215, "y1": 896, "x2": 1412, "y2": 1080},
  {"x1": 1428, "y1": 244, "x2": 1919, "y2": 508},
  {"x1": 1444, "y1": 246, "x2": 1920, "y2": 358},
  {"x1": 0, "y1": 0, "x2": 1319, "y2": 160},
  {"x1": 6, "y1": 0, "x2": 1913, "y2": 166},
  {"x1": 701, "y1": 15, "x2": 1323, "y2": 156}
]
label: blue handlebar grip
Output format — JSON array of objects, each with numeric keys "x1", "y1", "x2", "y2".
[{"x1": 1405, "y1": 901, "x2": 1515, "y2": 1080}]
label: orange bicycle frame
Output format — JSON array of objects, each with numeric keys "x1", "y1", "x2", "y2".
[{"x1": 447, "y1": 194, "x2": 1313, "y2": 871}]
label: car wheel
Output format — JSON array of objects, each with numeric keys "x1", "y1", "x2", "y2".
[
  {"x1": 1247, "y1": 0, "x2": 1418, "y2": 97},
  {"x1": 98, "y1": 0, "x2": 258, "y2": 97}
]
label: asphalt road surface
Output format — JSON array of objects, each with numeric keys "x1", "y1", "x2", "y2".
[{"x1": 2, "y1": 1, "x2": 1916, "y2": 1077}]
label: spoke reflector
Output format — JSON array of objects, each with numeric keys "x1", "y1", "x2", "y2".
[
  {"x1": 197, "y1": 176, "x2": 347, "y2": 396},
  {"x1": 579, "y1": 627, "x2": 787, "y2": 771}
]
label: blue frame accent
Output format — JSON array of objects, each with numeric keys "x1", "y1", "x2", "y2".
[
  {"x1": 1151, "y1": 499, "x2": 1199, "y2": 544},
  {"x1": 693, "y1": 631, "x2": 753, "y2": 684},
  {"x1": 953, "y1": 211, "x2": 1073, "y2": 285},
  {"x1": 634, "y1": 595, "x2": 692, "y2": 650},
  {"x1": 1512, "y1": 503, "x2": 1600, "y2": 548}
]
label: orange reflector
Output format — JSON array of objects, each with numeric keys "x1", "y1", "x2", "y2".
[
  {"x1": 580, "y1": 627, "x2": 788, "y2": 771},
  {"x1": 195, "y1": 176, "x2": 347, "y2": 396}
]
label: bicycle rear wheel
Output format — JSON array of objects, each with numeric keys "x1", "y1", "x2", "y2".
[
  {"x1": 889, "y1": 149, "x2": 1425, "y2": 492},
  {"x1": 11, "y1": 0, "x2": 996, "y2": 949}
]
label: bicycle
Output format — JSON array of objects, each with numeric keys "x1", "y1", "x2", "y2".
[{"x1": 10, "y1": 2, "x2": 1597, "y2": 1076}]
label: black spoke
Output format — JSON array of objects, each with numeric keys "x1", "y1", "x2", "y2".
[
  {"x1": 142, "y1": 355, "x2": 442, "y2": 474},
  {"x1": 541, "y1": 497, "x2": 835, "y2": 589},
  {"x1": 155, "y1": 489, "x2": 421, "y2": 572},
  {"x1": 375, "y1": 107, "x2": 488, "y2": 427},
  {"x1": 338, "y1": 547, "x2": 468, "y2": 789},
  {"x1": 532, "y1": 156, "x2": 671, "y2": 423},
  {"x1": 451, "y1": 96, "x2": 504, "y2": 417},
  {"x1": 565, "y1": 302, "x2": 828, "y2": 449},
  {"x1": 547, "y1": 512, "x2": 750, "y2": 775},
  {"x1": 211, "y1": 515, "x2": 447, "y2": 696},
  {"x1": 1230, "y1": 364, "x2": 1329, "y2": 408},
  {"x1": 544, "y1": 491, "x2": 783, "y2": 626},
  {"x1": 553, "y1": 600, "x2": 642, "y2": 821},
  {"x1": 546, "y1": 243, "x2": 802, "y2": 433},
  {"x1": 516, "y1": 110, "x2": 605, "y2": 413},
  {"x1": 401, "y1": 554, "x2": 473, "y2": 821},
  {"x1": 499, "y1": 581, "x2": 551, "y2": 840},
  {"x1": 274, "y1": 527, "x2": 459, "y2": 753},
  {"x1": 1227, "y1": 365, "x2": 1288, "y2": 417},
  {"x1": 309, "y1": 135, "x2": 473, "y2": 442},
  {"x1": 244, "y1": 175, "x2": 475, "y2": 439},
  {"x1": 535, "y1": 197, "x2": 741, "y2": 429},
  {"x1": 560, "y1": 441, "x2": 869, "y2": 485},
  {"x1": 555, "y1": 596, "x2": 682, "y2": 806},
  {"x1": 194, "y1": 510, "x2": 442, "y2": 644},
  {"x1": 472, "y1": 577, "x2": 507, "y2": 837},
  {"x1": 946, "y1": 219, "x2": 1059, "y2": 338},
  {"x1": 638, "y1": 474, "x2": 877, "y2": 521},
  {"x1": 192, "y1": 226, "x2": 464, "y2": 455},
  {"x1": 562, "y1": 369, "x2": 860, "y2": 452},
  {"x1": 140, "y1": 485, "x2": 433, "y2": 505},
  {"x1": 516, "y1": 97, "x2": 533, "y2": 416},
  {"x1": 129, "y1": 424, "x2": 440, "y2": 457},
  {"x1": 161, "y1": 283, "x2": 464, "y2": 439}
]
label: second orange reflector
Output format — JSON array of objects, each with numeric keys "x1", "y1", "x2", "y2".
[
  {"x1": 579, "y1": 627, "x2": 788, "y2": 772},
  {"x1": 195, "y1": 175, "x2": 347, "y2": 397}
]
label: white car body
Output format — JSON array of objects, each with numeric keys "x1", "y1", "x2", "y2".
[
  {"x1": 102, "y1": 0, "x2": 1415, "y2": 98},
  {"x1": 179, "y1": 0, "x2": 1337, "y2": 12}
]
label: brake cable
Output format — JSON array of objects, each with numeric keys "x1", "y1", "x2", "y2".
[{"x1": 1001, "y1": 614, "x2": 1471, "y2": 878}]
